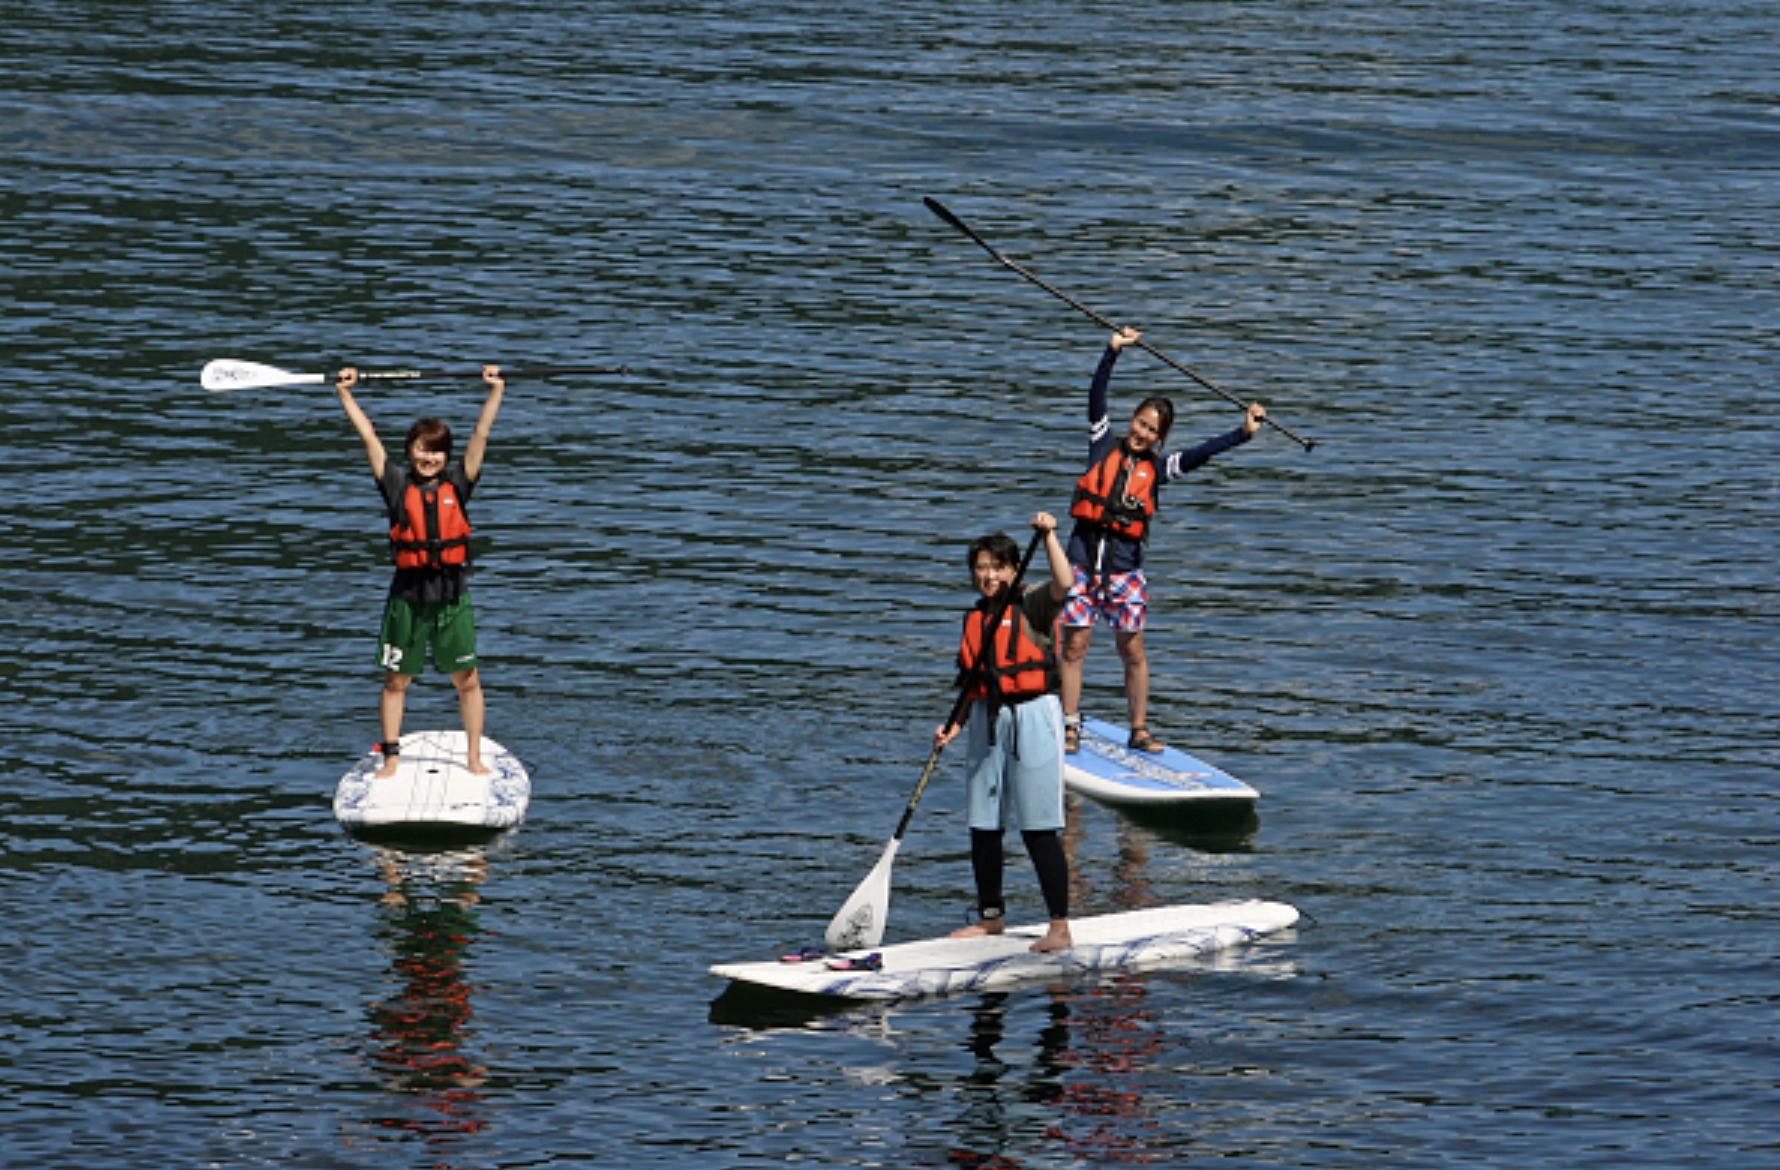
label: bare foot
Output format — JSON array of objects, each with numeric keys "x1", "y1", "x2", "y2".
[
  {"x1": 950, "y1": 918, "x2": 1006, "y2": 939},
  {"x1": 1030, "y1": 921, "x2": 1073, "y2": 953},
  {"x1": 467, "y1": 757, "x2": 493, "y2": 777},
  {"x1": 375, "y1": 758, "x2": 400, "y2": 780}
]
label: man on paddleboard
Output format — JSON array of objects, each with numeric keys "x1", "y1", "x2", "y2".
[
  {"x1": 336, "y1": 365, "x2": 505, "y2": 779},
  {"x1": 935, "y1": 512, "x2": 1077, "y2": 953},
  {"x1": 1059, "y1": 328, "x2": 1266, "y2": 756}
]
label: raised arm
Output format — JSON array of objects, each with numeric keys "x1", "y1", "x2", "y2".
[
  {"x1": 1087, "y1": 328, "x2": 1141, "y2": 444},
  {"x1": 1158, "y1": 401, "x2": 1268, "y2": 483},
  {"x1": 335, "y1": 368, "x2": 387, "y2": 480},
  {"x1": 1033, "y1": 511, "x2": 1073, "y2": 602},
  {"x1": 460, "y1": 365, "x2": 505, "y2": 483}
]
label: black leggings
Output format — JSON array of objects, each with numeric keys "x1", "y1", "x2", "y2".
[{"x1": 970, "y1": 827, "x2": 1070, "y2": 921}]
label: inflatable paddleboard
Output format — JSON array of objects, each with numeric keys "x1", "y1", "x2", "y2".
[
  {"x1": 711, "y1": 899, "x2": 1297, "y2": 1002},
  {"x1": 1064, "y1": 717, "x2": 1258, "y2": 810},
  {"x1": 334, "y1": 730, "x2": 530, "y2": 833}
]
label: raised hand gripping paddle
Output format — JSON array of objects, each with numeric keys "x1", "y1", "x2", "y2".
[
  {"x1": 824, "y1": 528, "x2": 1047, "y2": 952},
  {"x1": 200, "y1": 358, "x2": 627, "y2": 393},
  {"x1": 923, "y1": 196, "x2": 1315, "y2": 452}
]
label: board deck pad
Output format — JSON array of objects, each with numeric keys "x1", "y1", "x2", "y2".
[
  {"x1": 1064, "y1": 717, "x2": 1258, "y2": 808},
  {"x1": 711, "y1": 900, "x2": 1297, "y2": 1002},
  {"x1": 334, "y1": 730, "x2": 530, "y2": 831}
]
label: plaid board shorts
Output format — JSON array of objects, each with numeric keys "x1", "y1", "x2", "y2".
[{"x1": 1059, "y1": 565, "x2": 1148, "y2": 632}]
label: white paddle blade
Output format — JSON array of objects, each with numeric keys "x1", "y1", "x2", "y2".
[
  {"x1": 825, "y1": 839, "x2": 899, "y2": 951},
  {"x1": 200, "y1": 359, "x2": 328, "y2": 392}
]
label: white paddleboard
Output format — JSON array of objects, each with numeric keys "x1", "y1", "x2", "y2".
[
  {"x1": 334, "y1": 730, "x2": 530, "y2": 832},
  {"x1": 711, "y1": 899, "x2": 1297, "y2": 1002},
  {"x1": 1064, "y1": 717, "x2": 1258, "y2": 809}
]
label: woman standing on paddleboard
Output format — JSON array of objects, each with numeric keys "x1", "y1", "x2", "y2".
[
  {"x1": 935, "y1": 512, "x2": 1077, "y2": 953},
  {"x1": 336, "y1": 365, "x2": 505, "y2": 779},
  {"x1": 1059, "y1": 328, "x2": 1266, "y2": 756}
]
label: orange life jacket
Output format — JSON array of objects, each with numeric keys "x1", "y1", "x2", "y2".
[
  {"x1": 1069, "y1": 445, "x2": 1158, "y2": 542},
  {"x1": 957, "y1": 589, "x2": 1059, "y2": 704},
  {"x1": 389, "y1": 476, "x2": 472, "y2": 570}
]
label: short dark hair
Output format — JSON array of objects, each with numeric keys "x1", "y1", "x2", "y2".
[
  {"x1": 406, "y1": 417, "x2": 452, "y2": 461},
  {"x1": 967, "y1": 531, "x2": 1021, "y2": 574}
]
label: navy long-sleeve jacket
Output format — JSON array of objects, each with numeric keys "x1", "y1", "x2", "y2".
[{"x1": 1064, "y1": 344, "x2": 1250, "y2": 575}]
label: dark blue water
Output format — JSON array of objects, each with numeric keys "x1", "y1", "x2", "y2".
[{"x1": 3, "y1": 2, "x2": 1776, "y2": 1166}]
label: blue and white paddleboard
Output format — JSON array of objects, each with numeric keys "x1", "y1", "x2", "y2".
[
  {"x1": 711, "y1": 900, "x2": 1297, "y2": 1002},
  {"x1": 334, "y1": 730, "x2": 530, "y2": 833},
  {"x1": 1064, "y1": 717, "x2": 1258, "y2": 810}
]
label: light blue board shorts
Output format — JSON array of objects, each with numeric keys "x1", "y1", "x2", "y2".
[{"x1": 963, "y1": 693, "x2": 1066, "y2": 832}]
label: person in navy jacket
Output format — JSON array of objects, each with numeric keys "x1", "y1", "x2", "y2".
[{"x1": 1059, "y1": 329, "x2": 1266, "y2": 756}]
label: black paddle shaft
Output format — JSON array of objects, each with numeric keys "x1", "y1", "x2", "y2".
[
  {"x1": 352, "y1": 364, "x2": 628, "y2": 383},
  {"x1": 923, "y1": 197, "x2": 1315, "y2": 452}
]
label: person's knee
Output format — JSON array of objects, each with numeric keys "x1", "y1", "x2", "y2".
[
  {"x1": 452, "y1": 668, "x2": 481, "y2": 695},
  {"x1": 1115, "y1": 632, "x2": 1147, "y2": 665},
  {"x1": 1059, "y1": 627, "x2": 1091, "y2": 665},
  {"x1": 382, "y1": 672, "x2": 413, "y2": 695}
]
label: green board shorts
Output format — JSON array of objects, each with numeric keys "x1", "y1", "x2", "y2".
[{"x1": 378, "y1": 592, "x2": 479, "y2": 676}]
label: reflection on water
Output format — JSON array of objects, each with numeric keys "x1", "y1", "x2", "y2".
[
  {"x1": 951, "y1": 981, "x2": 1174, "y2": 1168},
  {"x1": 946, "y1": 808, "x2": 1199, "y2": 1166},
  {"x1": 1063, "y1": 793, "x2": 1258, "y2": 913},
  {"x1": 1065, "y1": 796, "x2": 1160, "y2": 915},
  {"x1": 357, "y1": 846, "x2": 492, "y2": 1163}
]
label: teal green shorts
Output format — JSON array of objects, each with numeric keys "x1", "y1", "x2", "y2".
[{"x1": 378, "y1": 593, "x2": 479, "y2": 676}]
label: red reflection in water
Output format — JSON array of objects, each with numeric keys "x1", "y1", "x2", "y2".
[
  {"x1": 946, "y1": 801, "x2": 1187, "y2": 1167},
  {"x1": 362, "y1": 849, "x2": 491, "y2": 1161}
]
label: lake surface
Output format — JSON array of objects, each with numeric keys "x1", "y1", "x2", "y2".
[{"x1": 3, "y1": 2, "x2": 1776, "y2": 1166}]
